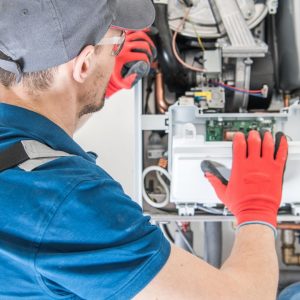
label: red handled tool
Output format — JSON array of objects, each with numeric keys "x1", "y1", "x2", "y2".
[{"x1": 106, "y1": 30, "x2": 157, "y2": 97}]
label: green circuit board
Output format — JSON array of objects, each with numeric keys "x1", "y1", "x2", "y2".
[{"x1": 206, "y1": 119, "x2": 275, "y2": 141}]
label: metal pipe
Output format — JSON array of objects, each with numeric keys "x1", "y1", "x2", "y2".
[
  {"x1": 278, "y1": 223, "x2": 300, "y2": 230},
  {"x1": 283, "y1": 94, "x2": 291, "y2": 108},
  {"x1": 155, "y1": 71, "x2": 169, "y2": 114},
  {"x1": 204, "y1": 222, "x2": 222, "y2": 268},
  {"x1": 281, "y1": 230, "x2": 300, "y2": 266}
]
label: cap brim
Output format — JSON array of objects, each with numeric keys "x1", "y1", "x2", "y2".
[{"x1": 112, "y1": 0, "x2": 155, "y2": 30}]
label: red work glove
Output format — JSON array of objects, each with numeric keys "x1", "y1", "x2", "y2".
[
  {"x1": 106, "y1": 30, "x2": 157, "y2": 98},
  {"x1": 201, "y1": 130, "x2": 288, "y2": 233}
]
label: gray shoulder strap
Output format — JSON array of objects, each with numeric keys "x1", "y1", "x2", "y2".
[{"x1": 18, "y1": 140, "x2": 73, "y2": 172}]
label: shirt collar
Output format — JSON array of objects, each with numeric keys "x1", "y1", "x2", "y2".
[{"x1": 0, "y1": 103, "x2": 96, "y2": 163}]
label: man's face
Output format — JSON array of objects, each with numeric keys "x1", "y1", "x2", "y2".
[{"x1": 77, "y1": 28, "x2": 122, "y2": 118}]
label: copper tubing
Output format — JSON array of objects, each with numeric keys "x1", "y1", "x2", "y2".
[
  {"x1": 155, "y1": 71, "x2": 169, "y2": 114},
  {"x1": 278, "y1": 223, "x2": 300, "y2": 230},
  {"x1": 284, "y1": 94, "x2": 291, "y2": 108}
]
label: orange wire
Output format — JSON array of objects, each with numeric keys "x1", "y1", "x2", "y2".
[{"x1": 172, "y1": 8, "x2": 206, "y2": 73}]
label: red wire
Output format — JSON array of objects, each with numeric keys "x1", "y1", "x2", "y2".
[{"x1": 219, "y1": 82, "x2": 262, "y2": 94}]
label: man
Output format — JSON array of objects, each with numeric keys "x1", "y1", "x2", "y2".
[{"x1": 0, "y1": 1, "x2": 288, "y2": 299}]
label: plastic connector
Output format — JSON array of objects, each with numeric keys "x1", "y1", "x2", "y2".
[
  {"x1": 158, "y1": 157, "x2": 168, "y2": 169},
  {"x1": 261, "y1": 84, "x2": 269, "y2": 98}
]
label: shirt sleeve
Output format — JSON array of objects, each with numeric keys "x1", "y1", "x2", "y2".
[{"x1": 35, "y1": 178, "x2": 171, "y2": 300}]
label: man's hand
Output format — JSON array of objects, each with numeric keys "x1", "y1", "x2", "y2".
[
  {"x1": 201, "y1": 130, "x2": 288, "y2": 232},
  {"x1": 106, "y1": 30, "x2": 157, "y2": 98},
  {"x1": 135, "y1": 130, "x2": 286, "y2": 300}
]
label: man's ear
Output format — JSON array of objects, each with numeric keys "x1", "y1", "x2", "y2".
[{"x1": 73, "y1": 45, "x2": 95, "y2": 83}]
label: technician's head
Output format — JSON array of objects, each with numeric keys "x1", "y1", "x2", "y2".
[{"x1": 0, "y1": 0, "x2": 154, "y2": 120}]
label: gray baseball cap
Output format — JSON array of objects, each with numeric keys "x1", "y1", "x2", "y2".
[{"x1": 0, "y1": 0, "x2": 155, "y2": 81}]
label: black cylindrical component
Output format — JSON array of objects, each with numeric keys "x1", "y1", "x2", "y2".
[
  {"x1": 154, "y1": 3, "x2": 196, "y2": 94},
  {"x1": 248, "y1": 52, "x2": 274, "y2": 110},
  {"x1": 204, "y1": 222, "x2": 222, "y2": 268},
  {"x1": 276, "y1": 0, "x2": 300, "y2": 93},
  {"x1": 268, "y1": 15, "x2": 279, "y2": 91}
]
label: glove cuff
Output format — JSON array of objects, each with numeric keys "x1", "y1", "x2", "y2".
[
  {"x1": 236, "y1": 206, "x2": 278, "y2": 228},
  {"x1": 237, "y1": 221, "x2": 277, "y2": 238}
]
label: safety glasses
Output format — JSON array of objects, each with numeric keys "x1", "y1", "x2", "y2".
[{"x1": 97, "y1": 31, "x2": 126, "y2": 56}]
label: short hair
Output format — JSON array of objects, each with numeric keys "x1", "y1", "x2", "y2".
[{"x1": 0, "y1": 51, "x2": 57, "y2": 91}]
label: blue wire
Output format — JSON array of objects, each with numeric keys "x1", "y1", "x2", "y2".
[{"x1": 217, "y1": 83, "x2": 266, "y2": 98}]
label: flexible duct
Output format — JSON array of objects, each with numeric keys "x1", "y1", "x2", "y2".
[
  {"x1": 204, "y1": 222, "x2": 222, "y2": 268},
  {"x1": 154, "y1": 3, "x2": 196, "y2": 94}
]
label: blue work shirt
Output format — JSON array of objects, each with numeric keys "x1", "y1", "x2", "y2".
[{"x1": 0, "y1": 103, "x2": 170, "y2": 299}]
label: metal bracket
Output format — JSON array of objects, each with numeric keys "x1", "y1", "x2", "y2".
[
  {"x1": 212, "y1": 0, "x2": 268, "y2": 57},
  {"x1": 232, "y1": 57, "x2": 253, "y2": 112},
  {"x1": 177, "y1": 203, "x2": 197, "y2": 216},
  {"x1": 267, "y1": 0, "x2": 278, "y2": 14}
]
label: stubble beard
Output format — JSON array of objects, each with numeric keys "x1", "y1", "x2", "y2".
[
  {"x1": 78, "y1": 93, "x2": 106, "y2": 118},
  {"x1": 78, "y1": 70, "x2": 109, "y2": 119}
]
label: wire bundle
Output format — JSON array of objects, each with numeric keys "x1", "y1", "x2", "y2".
[
  {"x1": 217, "y1": 82, "x2": 268, "y2": 98},
  {"x1": 172, "y1": 8, "x2": 206, "y2": 72}
]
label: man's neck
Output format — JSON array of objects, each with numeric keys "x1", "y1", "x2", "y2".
[{"x1": 0, "y1": 87, "x2": 78, "y2": 137}]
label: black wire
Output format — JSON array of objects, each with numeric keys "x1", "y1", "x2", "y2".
[{"x1": 162, "y1": 224, "x2": 175, "y2": 243}]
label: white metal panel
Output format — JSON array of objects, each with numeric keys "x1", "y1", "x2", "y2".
[{"x1": 171, "y1": 138, "x2": 300, "y2": 206}]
